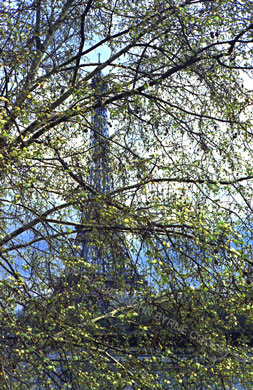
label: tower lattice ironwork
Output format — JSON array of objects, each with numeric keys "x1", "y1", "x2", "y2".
[{"x1": 75, "y1": 69, "x2": 140, "y2": 287}]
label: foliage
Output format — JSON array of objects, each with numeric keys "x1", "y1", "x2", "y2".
[{"x1": 0, "y1": 0, "x2": 252, "y2": 388}]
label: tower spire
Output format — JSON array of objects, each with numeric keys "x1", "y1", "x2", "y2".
[
  {"x1": 73, "y1": 69, "x2": 142, "y2": 288},
  {"x1": 88, "y1": 67, "x2": 112, "y2": 193}
]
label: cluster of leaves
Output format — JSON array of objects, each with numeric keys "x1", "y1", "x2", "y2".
[{"x1": 0, "y1": 0, "x2": 252, "y2": 388}]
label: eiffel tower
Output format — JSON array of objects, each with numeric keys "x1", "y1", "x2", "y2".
[{"x1": 74, "y1": 66, "x2": 141, "y2": 290}]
